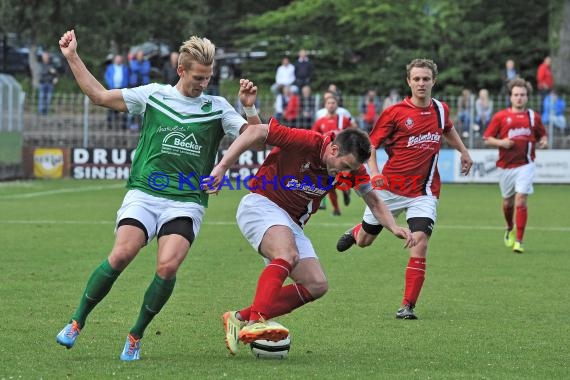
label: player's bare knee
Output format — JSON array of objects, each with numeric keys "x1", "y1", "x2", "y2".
[
  {"x1": 358, "y1": 221, "x2": 382, "y2": 247},
  {"x1": 156, "y1": 264, "x2": 178, "y2": 280},
  {"x1": 108, "y1": 246, "x2": 138, "y2": 270},
  {"x1": 306, "y1": 279, "x2": 328, "y2": 299},
  {"x1": 356, "y1": 237, "x2": 374, "y2": 248},
  {"x1": 272, "y1": 251, "x2": 299, "y2": 267}
]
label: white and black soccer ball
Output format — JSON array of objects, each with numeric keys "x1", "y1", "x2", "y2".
[{"x1": 250, "y1": 335, "x2": 291, "y2": 359}]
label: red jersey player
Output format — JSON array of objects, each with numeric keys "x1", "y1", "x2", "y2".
[
  {"x1": 312, "y1": 94, "x2": 354, "y2": 215},
  {"x1": 336, "y1": 58, "x2": 473, "y2": 320},
  {"x1": 483, "y1": 78, "x2": 548, "y2": 253},
  {"x1": 208, "y1": 118, "x2": 415, "y2": 354}
]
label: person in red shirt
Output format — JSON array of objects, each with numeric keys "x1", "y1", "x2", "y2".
[
  {"x1": 336, "y1": 58, "x2": 473, "y2": 320},
  {"x1": 312, "y1": 95, "x2": 353, "y2": 215},
  {"x1": 283, "y1": 86, "x2": 300, "y2": 125},
  {"x1": 207, "y1": 119, "x2": 415, "y2": 354},
  {"x1": 536, "y1": 56, "x2": 554, "y2": 112},
  {"x1": 536, "y1": 56, "x2": 554, "y2": 93},
  {"x1": 483, "y1": 78, "x2": 548, "y2": 254}
]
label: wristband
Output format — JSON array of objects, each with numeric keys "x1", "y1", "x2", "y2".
[{"x1": 243, "y1": 105, "x2": 258, "y2": 117}]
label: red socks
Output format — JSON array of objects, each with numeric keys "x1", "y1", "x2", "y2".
[
  {"x1": 352, "y1": 223, "x2": 362, "y2": 240},
  {"x1": 249, "y1": 258, "x2": 292, "y2": 322},
  {"x1": 403, "y1": 257, "x2": 426, "y2": 306},
  {"x1": 328, "y1": 190, "x2": 340, "y2": 213},
  {"x1": 503, "y1": 204, "x2": 514, "y2": 230},
  {"x1": 515, "y1": 205, "x2": 527, "y2": 242},
  {"x1": 238, "y1": 283, "x2": 314, "y2": 321}
]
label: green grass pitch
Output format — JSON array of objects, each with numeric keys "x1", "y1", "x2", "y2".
[{"x1": 0, "y1": 180, "x2": 568, "y2": 379}]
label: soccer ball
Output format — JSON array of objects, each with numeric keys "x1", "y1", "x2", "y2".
[{"x1": 250, "y1": 335, "x2": 291, "y2": 359}]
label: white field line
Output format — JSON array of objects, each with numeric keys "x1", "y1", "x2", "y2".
[
  {"x1": 0, "y1": 184, "x2": 124, "y2": 199},
  {"x1": 0, "y1": 219, "x2": 568, "y2": 232}
]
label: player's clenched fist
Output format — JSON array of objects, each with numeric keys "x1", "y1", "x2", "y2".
[{"x1": 59, "y1": 30, "x2": 77, "y2": 58}]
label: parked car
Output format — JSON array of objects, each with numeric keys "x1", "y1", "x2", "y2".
[
  {"x1": 0, "y1": 41, "x2": 66, "y2": 75},
  {"x1": 0, "y1": 42, "x2": 29, "y2": 74}
]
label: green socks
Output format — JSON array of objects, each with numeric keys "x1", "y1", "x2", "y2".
[
  {"x1": 130, "y1": 273, "x2": 176, "y2": 338},
  {"x1": 71, "y1": 259, "x2": 121, "y2": 327}
]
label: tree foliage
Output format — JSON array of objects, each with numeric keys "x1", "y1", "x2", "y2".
[{"x1": 238, "y1": 0, "x2": 559, "y2": 95}]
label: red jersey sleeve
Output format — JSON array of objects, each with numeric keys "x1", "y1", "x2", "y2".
[
  {"x1": 484, "y1": 111, "x2": 503, "y2": 139},
  {"x1": 267, "y1": 117, "x2": 321, "y2": 150},
  {"x1": 369, "y1": 107, "x2": 397, "y2": 148},
  {"x1": 533, "y1": 113, "x2": 547, "y2": 139}
]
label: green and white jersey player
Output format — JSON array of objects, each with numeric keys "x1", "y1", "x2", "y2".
[{"x1": 56, "y1": 29, "x2": 262, "y2": 361}]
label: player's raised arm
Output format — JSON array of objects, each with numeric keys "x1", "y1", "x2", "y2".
[{"x1": 59, "y1": 30, "x2": 127, "y2": 112}]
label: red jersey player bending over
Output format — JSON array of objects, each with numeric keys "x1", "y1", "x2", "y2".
[
  {"x1": 483, "y1": 78, "x2": 548, "y2": 254},
  {"x1": 336, "y1": 58, "x2": 473, "y2": 320},
  {"x1": 208, "y1": 119, "x2": 415, "y2": 355}
]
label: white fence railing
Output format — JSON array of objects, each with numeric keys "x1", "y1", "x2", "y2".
[
  {"x1": 16, "y1": 89, "x2": 570, "y2": 150},
  {"x1": 0, "y1": 74, "x2": 25, "y2": 132}
]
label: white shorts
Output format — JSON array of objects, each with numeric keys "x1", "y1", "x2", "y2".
[
  {"x1": 362, "y1": 190, "x2": 438, "y2": 225},
  {"x1": 498, "y1": 163, "x2": 535, "y2": 198},
  {"x1": 116, "y1": 189, "x2": 205, "y2": 244},
  {"x1": 236, "y1": 193, "x2": 317, "y2": 260}
]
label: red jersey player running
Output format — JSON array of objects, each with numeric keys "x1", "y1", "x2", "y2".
[
  {"x1": 208, "y1": 119, "x2": 415, "y2": 355},
  {"x1": 336, "y1": 58, "x2": 473, "y2": 320},
  {"x1": 483, "y1": 78, "x2": 548, "y2": 253},
  {"x1": 312, "y1": 94, "x2": 354, "y2": 216}
]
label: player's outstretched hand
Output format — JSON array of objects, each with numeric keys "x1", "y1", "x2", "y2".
[
  {"x1": 203, "y1": 164, "x2": 226, "y2": 195},
  {"x1": 460, "y1": 151, "x2": 473, "y2": 175},
  {"x1": 59, "y1": 30, "x2": 77, "y2": 58},
  {"x1": 393, "y1": 226, "x2": 416, "y2": 248}
]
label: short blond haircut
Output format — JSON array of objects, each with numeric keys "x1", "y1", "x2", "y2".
[
  {"x1": 406, "y1": 58, "x2": 438, "y2": 79},
  {"x1": 178, "y1": 36, "x2": 215, "y2": 70}
]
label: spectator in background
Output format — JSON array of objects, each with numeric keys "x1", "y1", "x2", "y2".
[
  {"x1": 536, "y1": 56, "x2": 554, "y2": 111},
  {"x1": 456, "y1": 88, "x2": 473, "y2": 137},
  {"x1": 129, "y1": 50, "x2": 151, "y2": 87},
  {"x1": 315, "y1": 90, "x2": 354, "y2": 124},
  {"x1": 500, "y1": 59, "x2": 518, "y2": 107},
  {"x1": 382, "y1": 88, "x2": 401, "y2": 111},
  {"x1": 283, "y1": 86, "x2": 300, "y2": 127},
  {"x1": 358, "y1": 89, "x2": 382, "y2": 132},
  {"x1": 294, "y1": 49, "x2": 313, "y2": 88},
  {"x1": 104, "y1": 54, "x2": 129, "y2": 129},
  {"x1": 299, "y1": 85, "x2": 316, "y2": 129},
  {"x1": 542, "y1": 89, "x2": 567, "y2": 133},
  {"x1": 38, "y1": 52, "x2": 58, "y2": 115},
  {"x1": 162, "y1": 51, "x2": 179, "y2": 86},
  {"x1": 273, "y1": 85, "x2": 289, "y2": 122},
  {"x1": 475, "y1": 88, "x2": 493, "y2": 134},
  {"x1": 270, "y1": 57, "x2": 296, "y2": 95},
  {"x1": 128, "y1": 50, "x2": 151, "y2": 130}
]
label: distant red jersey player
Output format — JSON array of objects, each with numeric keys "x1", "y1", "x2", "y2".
[
  {"x1": 336, "y1": 58, "x2": 473, "y2": 320},
  {"x1": 483, "y1": 78, "x2": 547, "y2": 254},
  {"x1": 312, "y1": 95, "x2": 354, "y2": 215},
  {"x1": 208, "y1": 119, "x2": 415, "y2": 354}
]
